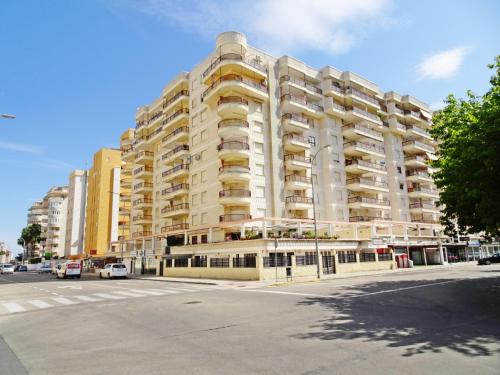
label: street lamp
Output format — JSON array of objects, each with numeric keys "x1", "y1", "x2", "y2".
[{"x1": 310, "y1": 144, "x2": 331, "y2": 279}]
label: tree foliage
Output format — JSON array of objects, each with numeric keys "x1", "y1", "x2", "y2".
[
  {"x1": 431, "y1": 56, "x2": 500, "y2": 237},
  {"x1": 17, "y1": 223, "x2": 43, "y2": 258}
]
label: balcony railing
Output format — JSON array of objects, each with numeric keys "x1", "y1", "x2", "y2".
[
  {"x1": 281, "y1": 94, "x2": 324, "y2": 112},
  {"x1": 285, "y1": 196, "x2": 313, "y2": 204},
  {"x1": 345, "y1": 159, "x2": 386, "y2": 171},
  {"x1": 135, "y1": 151, "x2": 154, "y2": 160},
  {"x1": 407, "y1": 125, "x2": 431, "y2": 137},
  {"x1": 217, "y1": 141, "x2": 250, "y2": 151},
  {"x1": 346, "y1": 178, "x2": 388, "y2": 189},
  {"x1": 219, "y1": 189, "x2": 251, "y2": 198},
  {"x1": 218, "y1": 119, "x2": 249, "y2": 129},
  {"x1": 345, "y1": 87, "x2": 379, "y2": 106},
  {"x1": 161, "y1": 203, "x2": 190, "y2": 214},
  {"x1": 162, "y1": 108, "x2": 189, "y2": 126},
  {"x1": 283, "y1": 133, "x2": 312, "y2": 144},
  {"x1": 132, "y1": 231, "x2": 152, "y2": 238},
  {"x1": 161, "y1": 183, "x2": 189, "y2": 196},
  {"x1": 132, "y1": 198, "x2": 153, "y2": 206},
  {"x1": 406, "y1": 170, "x2": 432, "y2": 179},
  {"x1": 202, "y1": 74, "x2": 267, "y2": 100},
  {"x1": 217, "y1": 96, "x2": 249, "y2": 106},
  {"x1": 343, "y1": 123, "x2": 382, "y2": 138},
  {"x1": 410, "y1": 202, "x2": 438, "y2": 210},
  {"x1": 281, "y1": 113, "x2": 313, "y2": 126},
  {"x1": 202, "y1": 53, "x2": 267, "y2": 78},
  {"x1": 348, "y1": 196, "x2": 390, "y2": 206},
  {"x1": 349, "y1": 216, "x2": 389, "y2": 222},
  {"x1": 219, "y1": 164, "x2": 250, "y2": 174},
  {"x1": 133, "y1": 166, "x2": 153, "y2": 175},
  {"x1": 404, "y1": 155, "x2": 428, "y2": 163},
  {"x1": 403, "y1": 140, "x2": 434, "y2": 153},
  {"x1": 162, "y1": 145, "x2": 189, "y2": 161},
  {"x1": 219, "y1": 214, "x2": 252, "y2": 222},
  {"x1": 285, "y1": 175, "x2": 311, "y2": 183},
  {"x1": 344, "y1": 141, "x2": 385, "y2": 154},
  {"x1": 284, "y1": 154, "x2": 312, "y2": 163},
  {"x1": 349, "y1": 107, "x2": 381, "y2": 122},
  {"x1": 132, "y1": 215, "x2": 152, "y2": 221},
  {"x1": 279, "y1": 75, "x2": 322, "y2": 94},
  {"x1": 147, "y1": 111, "x2": 163, "y2": 124},
  {"x1": 407, "y1": 187, "x2": 439, "y2": 195},
  {"x1": 163, "y1": 90, "x2": 189, "y2": 109},
  {"x1": 162, "y1": 126, "x2": 189, "y2": 144},
  {"x1": 405, "y1": 110, "x2": 421, "y2": 118},
  {"x1": 133, "y1": 182, "x2": 153, "y2": 190},
  {"x1": 161, "y1": 223, "x2": 189, "y2": 233},
  {"x1": 162, "y1": 164, "x2": 189, "y2": 178}
]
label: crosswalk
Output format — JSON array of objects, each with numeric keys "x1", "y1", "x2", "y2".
[{"x1": 0, "y1": 284, "x2": 225, "y2": 316}]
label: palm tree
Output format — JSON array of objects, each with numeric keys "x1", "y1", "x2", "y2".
[{"x1": 18, "y1": 224, "x2": 42, "y2": 261}]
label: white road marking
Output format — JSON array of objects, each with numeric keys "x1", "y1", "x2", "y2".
[
  {"x1": 58, "y1": 285, "x2": 82, "y2": 290},
  {"x1": 345, "y1": 279, "x2": 462, "y2": 298},
  {"x1": 168, "y1": 287, "x2": 198, "y2": 292},
  {"x1": 93, "y1": 293, "x2": 125, "y2": 300},
  {"x1": 51, "y1": 297, "x2": 78, "y2": 305},
  {"x1": 3, "y1": 303, "x2": 26, "y2": 313},
  {"x1": 243, "y1": 290, "x2": 318, "y2": 297},
  {"x1": 74, "y1": 295, "x2": 103, "y2": 302},
  {"x1": 129, "y1": 289, "x2": 167, "y2": 295},
  {"x1": 113, "y1": 291, "x2": 146, "y2": 298},
  {"x1": 28, "y1": 300, "x2": 53, "y2": 309}
]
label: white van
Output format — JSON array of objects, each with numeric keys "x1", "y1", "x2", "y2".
[{"x1": 56, "y1": 262, "x2": 81, "y2": 279}]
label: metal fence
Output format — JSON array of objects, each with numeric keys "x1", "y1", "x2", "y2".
[
  {"x1": 233, "y1": 256, "x2": 257, "y2": 268},
  {"x1": 378, "y1": 253, "x2": 393, "y2": 261},
  {"x1": 210, "y1": 257, "x2": 230, "y2": 268},
  {"x1": 360, "y1": 253, "x2": 376, "y2": 262}
]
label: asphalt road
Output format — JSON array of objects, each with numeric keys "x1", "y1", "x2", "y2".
[{"x1": 0, "y1": 265, "x2": 499, "y2": 375}]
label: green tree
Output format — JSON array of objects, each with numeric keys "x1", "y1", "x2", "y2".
[
  {"x1": 431, "y1": 56, "x2": 500, "y2": 237},
  {"x1": 17, "y1": 223, "x2": 43, "y2": 260}
]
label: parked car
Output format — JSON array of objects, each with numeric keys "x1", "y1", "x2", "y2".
[
  {"x1": 99, "y1": 263, "x2": 127, "y2": 279},
  {"x1": 14, "y1": 265, "x2": 28, "y2": 272},
  {"x1": 478, "y1": 253, "x2": 500, "y2": 265},
  {"x1": 1, "y1": 264, "x2": 15, "y2": 274},
  {"x1": 38, "y1": 264, "x2": 52, "y2": 274},
  {"x1": 56, "y1": 262, "x2": 82, "y2": 279}
]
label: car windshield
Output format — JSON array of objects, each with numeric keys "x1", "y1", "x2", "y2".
[{"x1": 113, "y1": 265, "x2": 126, "y2": 269}]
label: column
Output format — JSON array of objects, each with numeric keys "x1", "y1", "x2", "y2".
[
  {"x1": 208, "y1": 228, "x2": 213, "y2": 243},
  {"x1": 184, "y1": 232, "x2": 188, "y2": 245},
  {"x1": 422, "y1": 247, "x2": 428, "y2": 266},
  {"x1": 240, "y1": 224, "x2": 246, "y2": 239},
  {"x1": 262, "y1": 221, "x2": 268, "y2": 239}
]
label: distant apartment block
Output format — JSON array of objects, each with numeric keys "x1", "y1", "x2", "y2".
[
  {"x1": 64, "y1": 170, "x2": 88, "y2": 256},
  {"x1": 43, "y1": 186, "x2": 69, "y2": 257}
]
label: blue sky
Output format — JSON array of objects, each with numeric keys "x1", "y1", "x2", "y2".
[{"x1": 1, "y1": 0, "x2": 499, "y2": 254}]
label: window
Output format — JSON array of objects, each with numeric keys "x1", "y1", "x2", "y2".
[
  {"x1": 192, "y1": 174, "x2": 199, "y2": 186},
  {"x1": 332, "y1": 152, "x2": 340, "y2": 163},
  {"x1": 254, "y1": 102, "x2": 262, "y2": 113},
  {"x1": 255, "y1": 163, "x2": 264, "y2": 176},
  {"x1": 201, "y1": 191, "x2": 207, "y2": 204},
  {"x1": 254, "y1": 121, "x2": 263, "y2": 133},
  {"x1": 254, "y1": 142, "x2": 264, "y2": 154},
  {"x1": 192, "y1": 214, "x2": 198, "y2": 226},
  {"x1": 335, "y1": 190, "x2": 343, "y2": 201},
  {"x1": 397, "y1": 166, "x2": 402, "y2": 174},
  {"x1": 191, "y1": 236, "x2": 198, "y2": 245},
  {"x1": 192, "y1": 133, "x2": 199, "y2": 146},
  {"x1": 191, "y1": 98, "x2": 197, "y2": 109},
  {"x1": 256, "y1": 186, "x2": 265, "y2": 198},
  {"x1": 201, "y1": 170, "x2": 207, "y2": 183},
  {"x1": 200, "y1": 129, "x2": 207, "y2": 141},
  {"x1": 331, "y1": 135, "x2": 338, "y2": 145},
  {"x1": 201, "y1": 234, "x2": 208, "y2": 243},
  {"x1": 338, "y1": 251, "x2": 356, "y2": 263},
  {"x1": 191, "y1": 114, "x2": 198, "y2": 127},
  {"x1": 192, "y1": 194, "x2": 199, "y2": 206},
  {"x1": 201, "y1": 212, "x2": 207, "y2": 224},
  {"x1": 399, "y1": 183, "x2": 404, "y2": 190},
  {"x1": 308, "y1": 136, "x2": 316, "y2": 146},
  {"x1": 200, "y1": 109, "x2": 207, "y2": 121}
]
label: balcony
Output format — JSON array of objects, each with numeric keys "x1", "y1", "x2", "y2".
[
  {"x1": 347, "y1": 196, "x2": 391, "y2": 210},
  {"x1": 407, "y1": 187, "x2": 439, "y2": 199},
  {"x1": 281, "y1": 113, "x2": 312, "y2": 132},
  {"x1": 162, "y1": 164, "x2": 189, "y2": 181},
  {"x1": 345, "y1": 87, "x2": 380, "y2": 109},
  {"x1": 163, "y1": 90, "x2": 189, "y2": 111},
  {"x1": 161, "y1": 183, "x2": 189, "y2": 200},
  {"x1": 409, "y1": 201, "x2": 440, "y2": 214},
  {"x1": 345, "y1": 107, "x2": 383, "y2": 126},
  {"x1": 285, "y1": 195, "x2": 313, "y2": 210},
  {"x1": 161, "y1": 223, "x2": 189, "y2": 233},
  {"x1": 346, "y1": 178, "x2": 389, "y2": 193},
  {"x1": 202, "y1": 53, "x2": 267, "y2": 82},
  {"x1": 404, "y1": 109, "x2": 424, "y2": 123},
  {"x1": 133, "y1": 181, "x2": 153, "y2": 194},
  {"x1": 342, "y1": 123, "x2": 383, "y2": 142},
  {"x1": 120, "y1": 176, "x2": 132, "y2": 188},
  {"x1": 161, "y1": 144, "x2": 189, "y2": 165},
  {"x1": 133, "y1": 137, "x2": 149, "y2": 151},
  {"x1": 132, "y1": 198, "x2": 153, "y2": 209},
  {"x1": 283, "y1": 134, "x2": 312, "y2": 152},
  {"x1": 284, "y1": 154, "x2": 311, "y2": 171},
  {"x1": 147, "y1": 124, "x2": 165, "y2": 145},
  {"x1": 133, "y1": 166, "x2": 153, "y2": 179},
  {"x1": 217, "y1": 96, "x2": 249, "y2": 118},
  {"x1": 404, "y1": 155, "x2": 429, "y2": 168},
  {"x1": 406, "y1": 169, "x2": 433, "y2": 183},
  {"x1": 219, "y1": 214, "x2": 252, "y2": 223},
  {"x1": 343, "y1": 141, "x2": 385, "y2": 159},
  {"x1": 218, "y1": 164, "x2": 251, "y2": 183},
  {"x1": 132, "y1": 215, "x2": 152, "y2": 225},
  {"x1": 324, "y1": 97, "x2": 347, "y2": 118},
  {"x1": 345, "y1": 159, "x2": 387, "y2": 176},
  {"x1": 406, "y1": 125, "x2": 433, "y2": 141},
  {"x1": 134, "y1": 150, "x2": 154, "y2": 165},
  {"x1": 162, "y1": 108, "x2": 189, "y2": 130},
  {"x1": 132, "y1": 231, "x2": 152, "y2": 238},
  {"x1": 219, "y1": 189, "x2": 251, "y2": 206},
  {"x1": 161, "y1": 126, "x2": 189, "y2": 148},
  {"x1": 388, "y1": 118, "x2": 407, "y2": 136},
  {"x1": 285, "y1": 175, "x2": 311, "y2": 190},
  {"x1": 217, "y1": 118, "x2": 250, "y2": 138},
  {"x1": 279, "y1": 75, "x2": 323, "y2": 98},
  {"x1": 411, "y1": 215, "x2": 440, "y2": 224},
  {"x1": 202, "y1": 74, "x2": 268, "y2": 103},
  {"x1": 217, "y1": 141, "x2": 250, "y2": 160},
  {"x1": 349, "y1": 216, "x2": 388, "y2": 222},
  {"x1": 161, "y1": 203, "x2": 190, "y2": 218},
  {"x1": 121, "y1": 147, "x2": 135, "y2": 162},
  {"x1": 147, "y1": 110, "x2": 163, "y2": 128},
  {"x1": 402, "y1": 140, "x2": 435, "y2": 154},
  {"x1": 281, "y1": 94, "x2": 324, "y2": 118},
  {"x1": 323, "y1": 80, "x2": 345, "y2": 98}
]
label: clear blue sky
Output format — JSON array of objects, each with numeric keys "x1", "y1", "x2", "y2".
[{"x1": 1, "y1": 0, "x2": 499, "y2": 254}]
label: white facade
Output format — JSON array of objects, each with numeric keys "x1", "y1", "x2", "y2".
[
  {"x1": 44, "y1": 186, "x2": 69, "y2": 256},
  {"x1": 64, "y1": 170, "x2": 88, "y2": 256}
]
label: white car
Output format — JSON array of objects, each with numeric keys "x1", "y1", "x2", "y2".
[
  {"x1": 56, "y1": 262, "x2": 82, "y2": 279},
  {"x1": 0, "y1": 264, "x2": 15, "y2": 274},
  {"x1": 99, "y1": 263, "x2": 127, "y2": 279}
]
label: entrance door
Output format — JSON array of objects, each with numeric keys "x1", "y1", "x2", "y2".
[
  {"x1": 159, "y1": 260, "x2": 164, "y2": 276},
  {"x1": 322, "y1": 252, "x2": 335, "y2": 275}
]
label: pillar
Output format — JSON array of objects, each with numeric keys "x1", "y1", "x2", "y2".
[
  {"x1": 262, "y1": 221, "x2": 268, "y2": 239},
  {"x1": 184, "y1": 232, "x2": 188, "y2": 245},
  {"x1": 208, "y1": 228, "x2": 213, "y2": 243},
  {"x1": 240, "y1": 224, "x2": 246, "y2": 239},
  {"x1": 422, "y1": 247, "x2": 428, "y2": 266}
]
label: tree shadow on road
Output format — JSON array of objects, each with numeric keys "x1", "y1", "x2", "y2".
[{"x1": 294, "y1": 277, "x2": 500, "y2": 357}]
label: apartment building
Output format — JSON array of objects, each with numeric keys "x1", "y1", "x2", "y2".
[
  {"x1": 64, "y1": 170, "x2": 88, "y2": 257},
  {"x1": 0, "y1": 241, "x2": 11, "y2": 264},
  {"x1": 118, "y1": 32, "x2": 441, "y2": 279},
  {"x1": 84, "y1": 148, "x2": 122, "y2": 256},
  {"x1": 44, "y1": 186, "x2": 69, "y2": 257}
]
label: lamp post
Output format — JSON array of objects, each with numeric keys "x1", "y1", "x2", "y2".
[{"x1": 310, "y1": 144, "x2": 331, "y2": 279}]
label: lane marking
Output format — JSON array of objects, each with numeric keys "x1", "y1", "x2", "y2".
[
  {"x1": 93, "y1": 293, "x2": 125, "y2": 300},
  {"x1": 129, "y1": 289, "x2": 166, "y2": 295},
  {"x1": 28, "y1": 300, "x2": 53, "y2": 309},
  {"x1": 168, "y1": 287, "x2": 198, "y2": 292},
  {"x1": 3, "y1": 303, "x2": 26, "y2": 313},
  {"x1": 51, "y1": 297, "x2": 78, "y2": 305},
  {"x1": 243, "y1": 290, "x2": 318, "y2": 297},
  {"x1": 74, "y1": 295, "x2": 103, "y2": 302},
  {"x1": 113, "y1": 291, "x2": 146, "y2": 298},
  {"x1": 345, "y1": 279, "x2": 462, "y2": 298}
]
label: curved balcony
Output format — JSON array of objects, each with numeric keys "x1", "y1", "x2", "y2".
[
  {"x1": 202, "y1": 53, "x2": 267, "y2": 83},
  {"x1": 217, "y1": 96, "x2": 249, "y2": 118},
  {"x1": 343, "y1": 141, "x2": 385, "y2": 159},
  {"x1": 281, "y1": 113, "x2": 312, "y2": 132},
  {"x1": 219, "y1": 189, "x2": 251, "y2": 206},
  {"x1": 217, "y1": 141, "x2": 250, "y2": 160},
  {"x1": 217, "y1": 119, "x2": 250, "y2": 138},
  {"x1": 285, "y1": 195, "x2": 313, "y2": 210},
  {"x1": 346, "y1": 178, "x2": 389, "y2": 193},
  {"x1": 134, "y1": 150, "x2": 154, "y2": 165},
  {"x1": 280, "y1": 94, "x2": 324, "y2": 119},
  {"x1": 284, "y1": 154, "x2": 311, "y2": 171},
  {"x1": 121, "y1": 147, "x2": 135, "y2": 162},
  {"x1": 161, "y1": 203, "x2": 190, "y2": 218},
  {"x1": 161, "y1": 144, "x2": 189, "y2": 165},
  {"x1": 133, "y1": 181, "x2": 153, "y2": 194},
  {"x1": 342, "y1": 123, "x2": 383, "y2": 142},
  {"x1": 283, "y1": 134, "x2": 312, "y2": 152},
  {"x1": 218, "y1": 164, "x2": 251, "y2": 183},
  {"x1": 161, "y1": 183, "x2": 189, "y2": 200},
  {"x1": 345, "y1": 159, "x2": 387, "y2": 176},
  {"x1": 347, "y1": 196, "x2": 391, "y2": 210},
  {"x1": 162, "y1": 164, "x2": 189, "y2": 181},
  {"x1": 161, "y1": 126, "x2": 189, "y2": 149},
  {"x1": 161, "y1": 223, "x2": 189, "y2": 234},
  {"x1": 219, "y1": 214, "x2": 252, "y2": 223},
  {"x1": 133, "y1": 166, "x2": 153, "y2": 179},
  {"x1": 202, "y1": 74, "x2": 268, "y2": 103},
  {"x1": 285, "y1": 175, "x2": 311, "y2": 190}
]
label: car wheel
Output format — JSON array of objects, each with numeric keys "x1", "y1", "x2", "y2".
[
  {"x1": 486, "y1": 260, "x2": 491, "y2": 265},
  {"x1": 99, "y1": 273, "x2": 102, "y2": 279},
  {"x1": 108, "y1": 272, "x2": 112, "y2": 279}
]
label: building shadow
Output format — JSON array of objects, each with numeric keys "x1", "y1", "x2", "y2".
[{"x1": 294, "y1": 277, "x2": 500, "y2": 357}]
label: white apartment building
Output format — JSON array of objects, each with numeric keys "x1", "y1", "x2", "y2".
[
  {"x1": 64, "y1": 170, "x2": 88, "y2": 256},
  {"x1": 0, "y1": 241, "x2": 11, "y2": 264},
  {"x1": 119, "y1": 32, "x2": 441, "y2": 277},
  {"x1": 44, "y1": 186, "x2": 69, "y2": 257}
]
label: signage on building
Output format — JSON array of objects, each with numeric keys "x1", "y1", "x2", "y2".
[{"x1": 90, "y1": 249, "x2": 97, "y2": 255}]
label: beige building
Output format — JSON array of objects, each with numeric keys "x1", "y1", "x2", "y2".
[
  {"x1": 116, "y1": 32, "x2": 442, "y2": 279},
  {"x1": 64, "y1": 170, "x2": 88, "y2": 257}
]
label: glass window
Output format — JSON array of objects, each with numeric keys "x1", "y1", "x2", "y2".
[
  {"x1": 254, "y1": 142, "x2": 264, "y2": 154},
  {"x1": 201, "y1": 191, "x2": 207, "y2": 204},
  {"x1": 255, "y1": 164, "x2": 264, "y2": 176},
  {"x1": 256, "y1": 186, "x2": 265, "y2": 198},
  {"x1": 254, "y1": 121, "x2": 263, "y2": 133}
]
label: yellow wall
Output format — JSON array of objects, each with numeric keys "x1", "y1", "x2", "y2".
[{"x1": 84, "y1": 148, "x2": 122, "y2": 256}]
